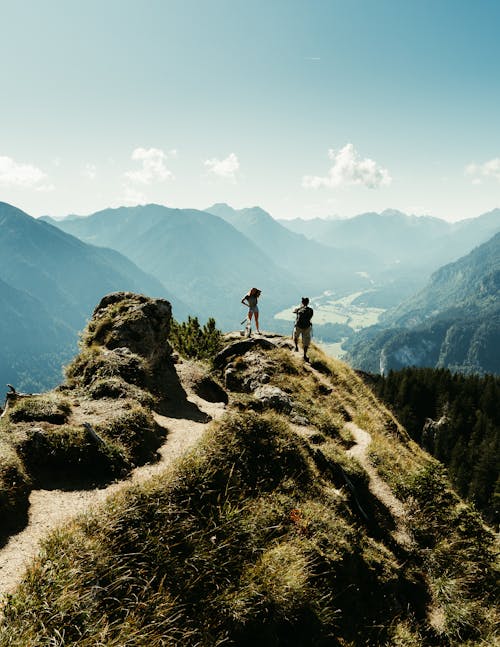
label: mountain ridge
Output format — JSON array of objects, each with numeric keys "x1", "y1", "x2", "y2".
[
  {"x1": 344, "y1": 231, "x2": 500, "y2": 374},
  {"x1": 0, "y1": 292, "x2": 496, "y2": 646},
  {"x1": 44, "y1": 203, "x2": 299, "y2": 328},
  {"x1": 0, "y1": 201, "x2": 184, "y2": 390}
]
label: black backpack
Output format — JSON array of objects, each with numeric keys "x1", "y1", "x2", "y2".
[{"x1": 296, "y1": 306, "x2": 313, "y2": 328}]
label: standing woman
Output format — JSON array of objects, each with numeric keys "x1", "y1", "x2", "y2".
[{"x1": 241, "y1": 287, "x2": 261, "y2": 335}]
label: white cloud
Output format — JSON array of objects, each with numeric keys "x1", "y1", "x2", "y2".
[
  {"x1": 124, "y1": 147, "x2": 174, "y2": 184},
  {"x1": 0, "y1": 155, "x2": 48, "y2": 187},
  {"x1": 36, "y1": 183, "x2": 56, "y2": 193},
  {"x1": 122, "y1": 184, "x2": 147, "y2": 206},
  {"x1": 465, "y1": 158, "x2": 500, "y2": 182},
  {"x1": 302, "y1": 143, "x2": 392, "y2": 189},
  {"x1": 204, "y1": 153, "x2": 240, "y2": 180},
  {"x1": 82, "y1": 163, "x2": 97, "y2": 180}
]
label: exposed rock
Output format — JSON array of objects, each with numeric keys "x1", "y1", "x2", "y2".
[
  {"x1": 290, "y1": 413, "x2": 310, "y2": 426},
  {"x1": 67, "y1": 292, "x2": 206, "y2": 419},
  {"x1": 213, "y1": 337, "x2": 276, "y2": 369},
  {"x1": 422, "y1": 414, "x2": 449, "y2": 452},
  {"x1": 253, "y1": 385, "x2": 293, "y2": 414},
  {"x1": 176, "y1": 360, "x2": 229, "y2": 404},
  {"x1": 90, "y1": 292, "x2": 172, "y2": 368}
]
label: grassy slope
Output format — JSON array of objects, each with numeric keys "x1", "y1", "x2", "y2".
[{"x1": 0, "y1": 345, "x2": 497, "y2": 646}]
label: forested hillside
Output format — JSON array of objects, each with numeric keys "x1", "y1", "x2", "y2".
[
  {"x1": 370, "y1": 368, "x2": 499, "y2": 526},
  {"x1": 345, "y1": 232, "x2": 500, "y2": 375}
]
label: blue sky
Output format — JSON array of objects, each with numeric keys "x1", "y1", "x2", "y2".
[{"x1": 1, "y1": 0, "x2": 499, "y2": 221}]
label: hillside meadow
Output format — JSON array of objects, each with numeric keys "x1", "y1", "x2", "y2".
[{"x1": 0, "y1": 292, "x2": 497, "y2": 646}]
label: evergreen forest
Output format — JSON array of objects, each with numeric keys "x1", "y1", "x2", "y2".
[{"x1": 370, "y1": 368, "x2": 499, "y2": 526}]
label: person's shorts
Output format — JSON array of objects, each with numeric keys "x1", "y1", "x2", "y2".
[
  {"x1": 294, "y1": 325, "x2": 311, "y2": 346},
  {"x1": 249, "y1": 306, "x2": 259, "y2": 314}
]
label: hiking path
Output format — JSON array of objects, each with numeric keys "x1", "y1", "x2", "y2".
[{"x1": 0, "y1": 381, "x2": 224, "y2": 601}]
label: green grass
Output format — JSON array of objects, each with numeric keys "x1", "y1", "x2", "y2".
[
  {"x1": 87, "y1": 376, "x2": 157, "y2": 408},
  {"x1": 95, "y1": 406, "x2": 166, "y2": 465},
  {"x1": 65, "y1": 346, "x2": 147, "y2": 389},
  {"x1": 0, "y1": 437, "x2": 31, "y2": 540},
  {"x1": 2, "y1": 407, "x2": 496, "y2": 646},
  {"x1": 14, "y1": 424, "x2": 128, "y2": 489},
  {"x1": 0, "y1": 339, "x2": 498, "y2": 646},
  {"x1": 8, "y1": 394, "x2": 72, "y2": 424}
]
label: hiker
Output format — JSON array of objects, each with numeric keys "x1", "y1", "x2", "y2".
[
  {"x1": 293, "y1": 297, "x2": 313, "y2": 361},
  {"x1": 241, "y1": 287, "x2": 261, "y2": 335}
]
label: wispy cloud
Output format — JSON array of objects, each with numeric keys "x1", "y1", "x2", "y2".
[
  {"x1": 204, "y1": 153, "x2": 240, "y2": 181},
  {"x1": 0, "y1": 155, "x2": 48, "y2": 188},
  {"x1": 36, "y1": 183, "x2": 55, "y2": 193},
  {"x1": 124, "y1": 147, "x2": 175, "y2": 184},
  {"x1": 465, "y1": 158, "x2": 500, "y2": 184},
  {"x1": 82, "y1": 163, "x2": 97, "y2": 180},
  {"x1": 302, "y1": 143, "x2": 392, "y2": 189}
]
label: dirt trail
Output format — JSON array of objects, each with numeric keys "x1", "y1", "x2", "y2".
[
  {"x1": 345, "y1": 421, "x2": 413, "y2": 548},
  {"x1": 0, "y1": 391, "x2": 225, "y2": 601},
  {"x1": 303, "y1": 362, "x2": 414, "y2": 550}
]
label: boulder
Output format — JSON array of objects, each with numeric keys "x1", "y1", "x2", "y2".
[{"x1": 253, "y1": 385, "x2": 293, "y2": 414}]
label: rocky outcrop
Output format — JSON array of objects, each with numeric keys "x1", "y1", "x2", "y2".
[
  {"x1": 88, "y1": 291, "x2": 172, "y2": 371},
  {"x1": 65, "y1": 292, "x2": 203, "y2": 417},
  {"x1": 252, "y1": 385, "x2": 293, "y2": 413},
  {"x1": 422, "y1": 413, "x2": 450, "y2": 452}
]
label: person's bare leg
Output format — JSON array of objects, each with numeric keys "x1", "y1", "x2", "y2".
[
  {"x1": 246, "y1": 311, "x2": 253, "y2": 336},
  {"x1": 254, "y1": 311, "x2": 260, "y2": 333}
]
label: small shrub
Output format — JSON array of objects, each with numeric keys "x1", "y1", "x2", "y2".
[{"x1": 170, "y1": 316, "x2": 223, "y2": 360}]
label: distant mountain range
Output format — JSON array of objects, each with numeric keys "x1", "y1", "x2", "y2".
[
  {"x1": 280, "y1": 208, "x2": 500, "y2": 306},
  {"x1": 280, "y1": 208, "x2": 500, "y2": 268},
  {"x1": 0, "y1": 202, "x2": 180, "y2": 390},
  {"x1": 205, "y1": 203, "x2": 380, "y2": 294},
  {"x1": 3, "y1": 199, "x2": 500, "y2": 389},
  {"x1": 43, "y1": 204, "x2": 302, "y2": 329},
  {"x1": 344, "y1": 231, "x2": 500, "y2": 375}
]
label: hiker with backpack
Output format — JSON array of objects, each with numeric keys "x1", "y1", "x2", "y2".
[
  {"x1": 241, "y1": 287, "x2": 261, "y2": 336},
  {"x1": 293, "y1": 297, "x2": 313, "y2": 361}
]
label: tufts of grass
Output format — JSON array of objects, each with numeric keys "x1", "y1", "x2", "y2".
[
  {"x1": 96, "y1": 406, "x2": 166, "y2": 466},
  {"x1": 15, "y1": 424, "x2": 128, "y2": 489},
  {"x1": 0, "y1": 438, "x2": 31, "y2": 540},
  {"x1": 87, "y1": 376, "x2": 156, "y2": 408},
  {"x1": 385, "y1": 619, "x2": 423, "y2": 646},
  {"x1": 1, "y1": 344, "x2": 498, "y2": 646},
  {"x1": 81, "y1": 298, "x2": 135, "y2": 348},
  {"x1": 8, "y1": 394, "x2": 71, "y2": 425},
  {"x1": 65, "y1": 346, "x2": 147, "y2": 389},
  {"x1": 0, "y1": 410, "x2": 457, "y2": 647}
]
